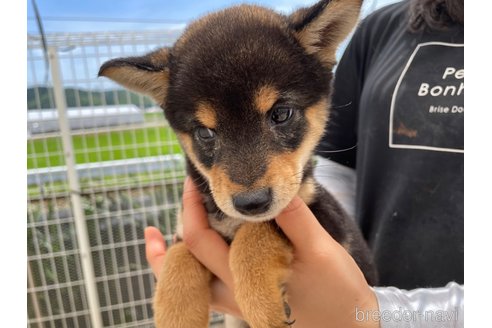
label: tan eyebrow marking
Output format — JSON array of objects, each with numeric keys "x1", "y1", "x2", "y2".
[
  {"x1": 196, "y1": 102, "x2": 217, "y2": 129},
  {"x1": 254, "y1": 85, "x2": 280, "y2": 114}
]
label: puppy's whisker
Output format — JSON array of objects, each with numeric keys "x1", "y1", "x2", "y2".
[
  {"x1": 185, "y1": 200, "x2": 208, "y2": 211},
  {"x1": 290, "y1": 170, "x2": 306, "y2": 179},
  {"x1": 316, "y1": 143, "x2": 357, "y2": 153},
  {"x1": 190, "y1": 177, "x2": 209, "y2": 189},
  {"x1": 214, "y1": 209, "x2": 225, "y2": 221},
  {"x1": 181, "y1": 179, "x2": 209, "y2": 195},
  {"x1": 330, "y1": 101, "x2": 352, "y2": 110}
]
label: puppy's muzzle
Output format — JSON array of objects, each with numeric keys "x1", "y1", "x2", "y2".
[{"x1": 232, "y1": 188, "x2": 272, "y2": 216}]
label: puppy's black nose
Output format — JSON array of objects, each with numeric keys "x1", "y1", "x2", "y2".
[{"x1": 232, "y1": 188, "x2": 272, "y2": 215}]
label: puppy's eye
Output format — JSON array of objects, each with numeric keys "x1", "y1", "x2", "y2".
[
  {"x1": 195, "y1": 127, "x2": 216, "y2": 141},
  {"x1": 270, "y1": 106, "x2": 293, "y2": 125}
]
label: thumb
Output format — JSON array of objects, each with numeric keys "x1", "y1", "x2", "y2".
[
  {"x1": 275, "y1": 196, "x2": 337, "y2": 254},
  {"x1": 144, "y1": 226, "x2": 166, "y2": 278}
]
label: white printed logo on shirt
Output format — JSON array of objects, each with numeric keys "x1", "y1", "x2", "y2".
[{"x1": 389, "y1": 42, "x2": 464, "y2": 153}]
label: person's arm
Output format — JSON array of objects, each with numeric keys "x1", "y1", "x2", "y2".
[
  {"x1": 314, "y1": 156, "x2": 357, "y2": 218},
  {"x1": 372, "y1": 282, "x2": 464, "y2": 328}
]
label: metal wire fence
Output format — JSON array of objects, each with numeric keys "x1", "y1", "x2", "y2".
[{"x1": 27, "y1": 30, "x2": 224, "y2": 328}]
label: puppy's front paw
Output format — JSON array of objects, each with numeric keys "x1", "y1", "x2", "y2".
[
  {"x1": 153, "y1": 242, "x2": 212, "y2": 328},
  {"x1": 230, "y1": 222, "x2": 293, "y2": 328}
]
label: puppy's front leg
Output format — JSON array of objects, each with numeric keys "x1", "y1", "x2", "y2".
[
  {"x1": 153, "y1": 242, "x2": 212, "y2": 328},
  {"x1": 230, "y1": 222, "x2": 293, "y2": 328}
]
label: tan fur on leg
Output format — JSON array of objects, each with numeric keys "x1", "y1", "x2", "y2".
[
  {"x1": 230, "y1": 223, "x2": 293, "y2": 328},
  {"x1": 153, "y1": 242, "x2": 212, "y2": 328}
]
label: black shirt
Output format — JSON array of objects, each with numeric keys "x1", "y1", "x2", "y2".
[{"x1": 317, "y1": 1, "x2": 464, "y2": 289}]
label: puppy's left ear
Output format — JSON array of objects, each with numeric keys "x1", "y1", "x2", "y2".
[
  {"x1": 98, "y1": 48, "x2": 170, "y2": 105},
  {"x1": 289, "y1": 0, "x2": 362, "y2": 67}
]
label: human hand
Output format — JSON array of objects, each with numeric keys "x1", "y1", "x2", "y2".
[
  {"x1": 274, "y1": 197, "x2": 379, "y2": 327},
  {"x1": 145, "y1": 177, "x2": 379, "y2": 327}
]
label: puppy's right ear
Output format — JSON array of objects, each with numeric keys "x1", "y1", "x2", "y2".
[
  {"x1": 289, "y1": 0, "x2": 362, "y2": 68},
  {"x1": 98, "y1": 48, "x2": 170, "y2": 105}
]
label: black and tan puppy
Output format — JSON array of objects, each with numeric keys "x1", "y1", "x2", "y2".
[{"x1": 99, "y1": 0, "x2": 377, "y2": 327}]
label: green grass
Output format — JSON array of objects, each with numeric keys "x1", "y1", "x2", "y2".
[
  {"x1": 144, "y1": 112, "x2": 165, "y2": 121},
  {"x1": 27, "y1": 126, "x2": 183, "y2": 169}
]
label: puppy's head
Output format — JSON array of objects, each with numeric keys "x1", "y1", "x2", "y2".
[{"x1": 99, "y1": 0, "x2": 361, "y2": 221}]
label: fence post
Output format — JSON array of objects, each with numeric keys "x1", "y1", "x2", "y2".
[
  {"x1": 48, "y1": 46, "x2": 103, "y2": 328},
  {"x1": 27, "y1": 261, "x2": 44, "y2": 328}
]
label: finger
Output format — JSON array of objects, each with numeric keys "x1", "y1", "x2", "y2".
[
  {"x1": 144, "y1": 226, "x2": 166, "y2": 278},
  {"x1": 275, "y1": 196, "x2": 337, "y2": 253},
  {"x1": 182, "y1": 176, "x2": 208, "y2": 223},
  {"x1": 181, "y1": 177, "x2": 234, "y2": 288}
]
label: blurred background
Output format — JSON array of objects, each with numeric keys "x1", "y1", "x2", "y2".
[{"x1": 26, "y1": 0, "x2": 399, "y2": 327}]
